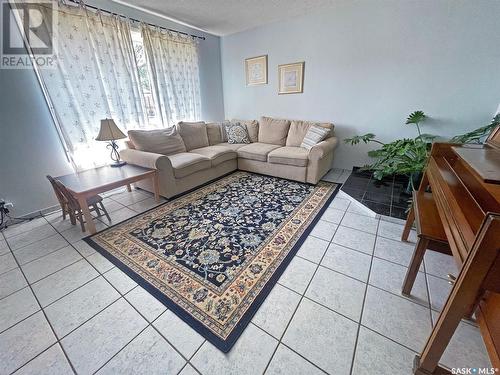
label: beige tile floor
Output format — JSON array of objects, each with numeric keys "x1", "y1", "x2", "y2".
[{"x1": 0, "y1": 177, "x2": 491, "y2": 375}]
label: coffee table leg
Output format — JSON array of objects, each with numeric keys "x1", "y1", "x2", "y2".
[
  {"x1": 77, "y1": 195, "x2": 96, "y2": 234},
  {"x1": 126, "y1": 184, "x2": 132, "y2": 192},
  {"x1": 152, "y1": 173, "x2": 160, "y2": 202}
]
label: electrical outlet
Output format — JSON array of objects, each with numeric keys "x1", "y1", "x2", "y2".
[{"x1": 0, "y1": 199, "x2": 13, "y2": 209}]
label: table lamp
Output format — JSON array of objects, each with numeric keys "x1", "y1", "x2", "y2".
[{"x1": 96, "y1": 119, "x2": 127, "y2": 167}]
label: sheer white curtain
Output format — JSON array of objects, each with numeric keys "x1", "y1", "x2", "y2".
[
  {"x1": 38, "y1": 4, "x2": 148, "y2": 170},
  {"x1": 141, "y1": 26, "x2": 201, "y2": 126}
]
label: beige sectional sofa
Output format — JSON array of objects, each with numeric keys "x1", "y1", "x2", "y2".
[{"x1": 121, "y1": 116, "x2": 338, "y2": 198}]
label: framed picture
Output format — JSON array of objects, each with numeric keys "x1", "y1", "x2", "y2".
[
  {"x1": 278, "y1": 62, "x2": 304, "y2": 94},
  {"x1": 245, "y1": 55, "x2": 268, "y2": 86}
]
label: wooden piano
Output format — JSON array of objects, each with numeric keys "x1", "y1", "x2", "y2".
[{"x1": 401, "y1": 126, "x2": 500, "y2": 374}]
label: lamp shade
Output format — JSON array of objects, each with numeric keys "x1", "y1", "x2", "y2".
[{"x1": 96, "y1": 119, "x2": 127, "y2": 141}]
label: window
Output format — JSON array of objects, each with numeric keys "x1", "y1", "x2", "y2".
[
  {"x1": 131, "y1": 29, "x2": 161, "y2": 127},
  {"x1": 33, "y1": 3, "x2": 201, "y2": 170}
]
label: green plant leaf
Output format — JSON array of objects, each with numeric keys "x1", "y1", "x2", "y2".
[
  {"x1": 450, "y1": 114, "x2": 500, "y2": 144},
  {"x1": 416, "y1": 133, "x2": 437, "y2": 141},
  {"x1": 406, "y1": 110, "x2": 426, "y2": 125},
  {"x1": 344, "y1": 133, "x2": 376, "y2": 145}
]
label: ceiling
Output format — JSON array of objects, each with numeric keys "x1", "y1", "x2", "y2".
[{"x1": 115, "y1": 0, "x2": 336, "y2": 36}]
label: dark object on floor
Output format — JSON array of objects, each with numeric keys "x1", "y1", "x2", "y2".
[
  {"x1": 341, "y1": 167, "x2": 411, "y2": 219},
  {"x1": 84, "y1": 171, "x2": 340, "y2": 352},
  {"x1": 47, "y1": 175, "x2": 111, "y2": 230}
]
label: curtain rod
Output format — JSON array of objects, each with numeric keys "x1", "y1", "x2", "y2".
[{"x1": 65, "y1": 0, "x2": 206, "y2": 40}]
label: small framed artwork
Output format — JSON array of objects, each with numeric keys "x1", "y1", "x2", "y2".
[
  {"x1": 245, "y1": 55, "x2": 268, "y2": 86},
  {"x1": 278, "y1": 62, "x2": 304, "y2": 94}
]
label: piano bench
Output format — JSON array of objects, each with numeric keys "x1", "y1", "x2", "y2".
[{"x1": 401, "y1": 192, "x2": 451, "y2": 296}]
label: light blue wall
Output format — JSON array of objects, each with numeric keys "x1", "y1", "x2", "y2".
[
  {"x1": 0, "y1": 0, "x2": 224, "y2": 216},
  {"x1": 221, "y1": 0, "x2": 500, "y2": 169},
  {"x1": 0, "y1": 67, "x2": 74, "y2": 217}
]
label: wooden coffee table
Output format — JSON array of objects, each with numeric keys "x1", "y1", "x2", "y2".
[{"x1": 56, "y1": 164, "x2": 159, "y2": 234}]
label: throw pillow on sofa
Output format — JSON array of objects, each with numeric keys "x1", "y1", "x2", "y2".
[
  {"x1": 224, "y1": 121, "x2": 251, "y2": 144},
  {"x1": 286, "y1": 120, "x2": 334, "y2": 147},
  {"x1": 232, "y1": 119, "x2": 259, "y2": 143},
  {"x1": 128, "y1": 127, "x2": 186, "y2": 155},
  {"x1": 258, "y1": 116, "x2": 291, "y2": 146},
  {"x1": 301, "y1": 124, "x2": 330, "y2": 150},
  {"x1": 177, "y1": 121, "x2": 209, "y2": 151}
]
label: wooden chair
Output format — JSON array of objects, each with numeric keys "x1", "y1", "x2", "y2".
[
  {"x1": 46, "y1": 175, "x2": 69, "y2": 220},
  {"x1": 47, "y1": 175, "x2": 111, "y2": 231}
]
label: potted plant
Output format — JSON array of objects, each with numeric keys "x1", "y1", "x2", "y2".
[
  {"x1": 345, "y1": 111, "x2": 434, "y2": 192},
  {"x1": 450, "y1": 114, "x2": 500, "y2": 144}
]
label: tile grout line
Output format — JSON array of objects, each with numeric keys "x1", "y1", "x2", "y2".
[
  {"x1": 251, "y1": 322, "x2": 329, "y2": 375},
  {"x1": 3, "y1": 184, "x2": 472, "y2": 374},
  {"x1": 90, "y1": 323, "x2": 152, "y2": 374},
  {"x1": 0, "y1": 287, "x2": 43, "y2": 335},
  {"x1": 316, "y1": 232, "x2": 445, "y2": 281},
  {"x1": 424, "y1": 267, "x2": 436, "y2": 329},
  {"x1": 285, "y1": 257, "x2": 432, "y2": 310},
  {"x1": 48, "y1": 202, "x2": 209, "y2": 375},
  {"x1": 347, "y1": 216, "x2": 380, "y2": 375},
  {"x1": 254, "y1": 287, "x2": 425, "y2": 369},
  {"x1": 261, "y1": 198, "x2": 349, "y2": 375},
  {"x1": 0, "y1": 219, "x2": 49, "y2": 240},
  {"x1": 7, "y1": 214, "x2": 119, "y2": 373},
  {"x1": 4, "y1": 229, "x2": 58, "y2": 253},
  {"x1": 46, "y1": 207, "x2": 207, "y2": 375},
  {"x1": 19, "y1": 255, "x2": 87, "y2": 287},
  {"x1": 8, "y1": 190, "x2": 241, "y2": 372},
  {"x1": 43, "y1": 213, "x2": 203, "y2": 374},
  {"x1": 2, "y1": 226, "x2": 79, "y2": 375},
  {"x1": 9, "y1": 230, "x2": 63, "y2": 251},
  {"x1": 10, "y1": 240, "x2": 74, "y2": 269},
  {"x1": 358, "y1": 323, "x2": 420, "y2": 355},
  {"x1": 9, "y1": 214, "x2": 120, "y2": 373},
  {"x1": 390, "y1": 174, "x2": 396, "y2": 218},
  {"x1": 279, "y1": 210, "x2": 476, "y2": 371}
]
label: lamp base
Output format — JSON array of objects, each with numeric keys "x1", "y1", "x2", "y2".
[{"x1": 110, "y1": 161, "x2": 127, "y2": 168}]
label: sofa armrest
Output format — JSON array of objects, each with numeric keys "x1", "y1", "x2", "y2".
[
  {"x1": 120, "y1": 149, "x2": 172, "y2": 170},
  {"x1": 308, "y1": 137, "x2": 338, "y2": 161}
]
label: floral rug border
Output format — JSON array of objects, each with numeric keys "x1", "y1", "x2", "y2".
[{"x1": 83, "y1": 172, "x2": 340, "y2": 352}]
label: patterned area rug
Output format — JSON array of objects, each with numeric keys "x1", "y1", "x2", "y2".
[{"x1": 84, "y1": 171, "x2": 339, "y2": 351}]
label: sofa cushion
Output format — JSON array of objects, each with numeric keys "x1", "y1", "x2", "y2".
[
  {"x1": 268, "y1": 147, "x2": 309, "y2": 167},
  {"x1": 206, "y1": 122, "x2": 223, "y2": 146},
  {"x1": 124, "y1": 139, "x2": 136, "y2": 149},
  {"x1": 286, "y1": 121, "x2": 334, "y2": 147},
  {"x1": 167, "y1": 152, "x2": 211, "y2": 179},
  {"x1": 224, "y1": 121, "x2": 251, "y2": 144},
  {"x1": 258, "y1": 116, "x2": 291, "y2": 146},
  {"x1": 177, "y1": 121, "x2": 209, "y2": 151},
  {"x1": 237, "y1": 142, "x2": 280, "y2": 162},
  {"x1": 301, "y1": 124, "x2": 331, "y2": 150},
  {"x1": 217, "y1": 142, "x2": 248, "y2": 151},
  {"x1": 232, "y1": 119, "x2": 259, "y2": 143},
  {"x1": 127, "y1": 127, "x2": 186, "y2": 156},
  {"x1": 189, "y1": 145, "x2": 237, "y2": 166}
]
